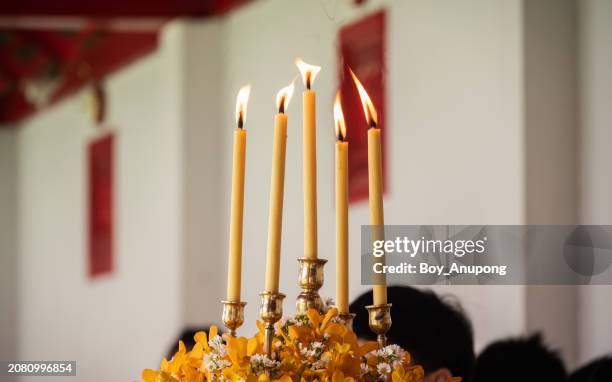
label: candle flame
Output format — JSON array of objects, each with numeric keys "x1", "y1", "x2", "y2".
[
  {"x1": 349, "y1": 68, "x2": 378, "y2": 127},
  {"x1": 276, "y1": 80, "x2": 295, "y2": 113},
  {"x1": 334, "y1": 91, "x2": 347, "y2": 141},
  {"x1": 235, "y1": 84, "x2": 251, "y2": 128},
  {"x1": 295, "y1": 58, "x2": 321, "y2": 89}
]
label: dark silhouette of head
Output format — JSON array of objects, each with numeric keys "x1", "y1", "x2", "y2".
[
  {"x1": 474, "y1": 333, "x2": 567, "y2": 382},
  {"x1": 350, "y1": 286, "x2": 475, "y2": 382},
  {"x1": 569, "y1": 356, "x2": 612, "y2": 382}
]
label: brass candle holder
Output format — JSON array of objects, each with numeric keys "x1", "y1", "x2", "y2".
[
  {"x1": 221, "y1": 300, "x2": 247, "y2": 337},
  {"x1": 338, "y1": 312, "x2": 356, "y2": 329},
  {"x1": 295, "y1": 257, "x2": 327, "y2": 314},
  {"x1": 259, "y1": 291, "x2": 286, "y2": 357},
  {"x1": 366, "y1": 303, "x2": 392, "y2": 348}
]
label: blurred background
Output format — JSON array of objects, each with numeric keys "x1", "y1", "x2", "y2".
[{"x1": 0, "y1": 0, "x2": 610, "y2": 381}]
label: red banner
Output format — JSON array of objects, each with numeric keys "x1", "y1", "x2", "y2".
[
  {"x1": 338, "y1": 10, "x2": 387, "y2": 203},
  {"x1": 88, "y1": 133, "x2": 114, "y2": 277}
]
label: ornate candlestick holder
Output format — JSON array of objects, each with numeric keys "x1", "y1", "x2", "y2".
[
  {"x1": 259, "y1": 291, "x2": 286, "y2": 357},
  {"x1": 338, "y1": 312, "x2": 356, "y2": 329},
  {"x1": 295, "y1": 257, "x2": 327, "y2": 314},
  {"x1": 366, "y1": 303, "x2": 392, "y2": 348},
  {"x1": 221, "y1": 300, "x2": 247, "y2": 337}
]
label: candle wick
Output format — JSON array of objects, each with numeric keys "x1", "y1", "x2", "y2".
[
  {"x1": 369, "y1": 119, "x2": 377, "y2": 129},
  {"x1": 238, "y1": 119, "x2": 244, "y2": 129},
  {"x1": 279, "y1": 101, "x2": 285, "y2": 114}
]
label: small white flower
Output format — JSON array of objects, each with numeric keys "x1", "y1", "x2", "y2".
[
  {"x1": 249, "y1": 354, "x2": 280, "y2": 375},
  {"x1": 208, "y1": 335, "x2": 227, "y2": 356},
  {"x1": 377, "y1": 362, "x2": 392, "y2": 375},
  {"x1": 360, "y1": 363, "x2": 371, "y2": 376},
  {"x1": 203, "y1": 352, "x2": 230, "y2": 372},
  {"x1": 310, "y1": 354, "x2": 331, "y2": 370},
  {"x1": 299, "y1": 343, "x2": 308, "y2": 355},
  {"x1": 323, "y1": 297, "x2": 335, "y2": 311},
  {"x1": 388, "y1": 344, "x2": 401, "y2": 352}
]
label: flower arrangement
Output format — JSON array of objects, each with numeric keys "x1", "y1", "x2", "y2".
[{"x1": 141, "y1": 308, "x2": 425, "y2": 382}]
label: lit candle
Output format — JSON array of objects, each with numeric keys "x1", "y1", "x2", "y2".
[
  {"x1": 350, "y1": 69, "x2": 387, "y2": 305},
  {"x1": 296, "y1": 58, "x2": 321, "y2": 260},
  {"x1": 334, "y1": 92, "x2": 349, "y2": 313},
  {"x1": 226, "y1": 85, "x2": 250, "y2": 302},
  {"x1": 264, "y1": 81, "x2": 295, "y2": 293}
]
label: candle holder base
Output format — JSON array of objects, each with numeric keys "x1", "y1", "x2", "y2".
[
  {"x1": 338, "y1": 312, "x2": 356, "y2": 329},
  {"x1": 296, "y1": 257, "x2": 327, "y2": 314},
  {"x1": 221, "y1": 300, "x2": 247, "y2": 337},
  {"x1": 366, "y1": 303, "x2": 392, "y2": 348},
  {"x1": 259, "y1": 291, "x2": 286, "y2": 357}
]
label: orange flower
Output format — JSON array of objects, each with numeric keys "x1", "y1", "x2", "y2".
[
  {"x1": 141, "y1": 311, "x2": 424, "y2": 382},
  {"x1": 391, "y1": 365, "x2": 424, "y2": 382},
  {"x1": 141, "y1": 369, "x2": 158, "y2": 382},
  {"x1": 332, "y1": 370, "x2": 355, "y2": 382},
  {"x1": 258, "y1": 373, "x2": 292, "y2": 382},
  {"x1": 194, "y1": 326, "x2": 219, "y2": 353},
  {"x1": 226, "y1": 336, "x2": 250, "y2": 366}
]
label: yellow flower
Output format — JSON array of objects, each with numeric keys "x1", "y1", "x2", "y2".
[
  {"x1": 258, "y1": 373, "x2": 292, "y2": 382},
  {"x1": 141, "y1": 311, "x2": 425, "y2": 382},
  {"x1": 142, "y1": 369, "x2": 180, "y2": 382},
  {"x1": 332, "y1": 371, "x2": 355, "y2": 382},
  {"x1": 226, "y1": 336, "x2": 251, "y2": 366},
  {"x1": 335, "y1": 343, "x2": 351, "y2": 355},
  {"x1": 222, "y1": 366, "x2": 244, "y2": 382},
  {"x1": 166, "y1": 341, "x2": 188, "y2": 374},
  {"x1": 305, "y1": 308, "x2": 337, "y2": 335},
  {"x1": 320, "y1": 308, "x2": 337, "y2": 332},
  {"x1": 141, "y1": 369, "x2": 158, "y2": 382},
  {"x1": 248, "y1": 336, "x2": 261, "y2": 355},
  {"x1": 194, "y1": 326, "x2": 219, "y2": 353},
  {"x1": 189, "y1": 342, "x2": 204, "y2": 365},
  {"x1": 392, "y1": 365, "x2": 424, "y2": 382},
  {"x1": 288, "y1": 324, "x2": 313, "y2": 344}
]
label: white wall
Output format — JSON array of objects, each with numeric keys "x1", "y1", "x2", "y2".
[
  {"x1": 222, "y1": 0, "x2": 526, "y2": 351},
  {"x1": 578, "y1": 0, "x2": 612, "y2": 365},
  {"x1": 0, "y1": 128, "x2": 17, "y2": 382},
  {"x1": 180, "y1": 20, "x2": 228, "y2": 326},
  {"x1": 16, "y1": 23, "x2": 185, "y2": 382},
  {"x1": 14, "y1": 0, "x2": 610, "y2": 376}
]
